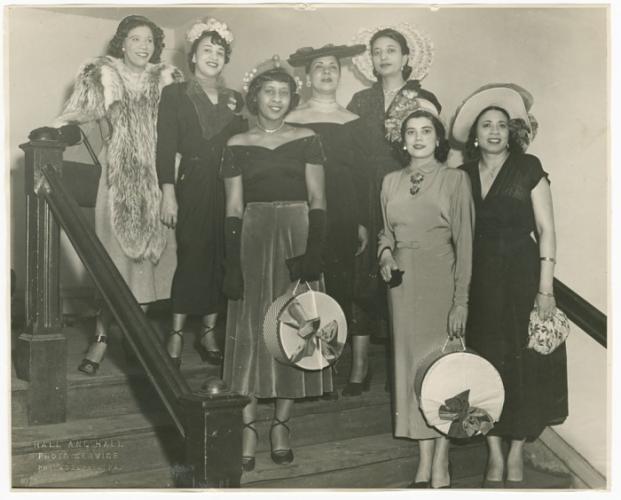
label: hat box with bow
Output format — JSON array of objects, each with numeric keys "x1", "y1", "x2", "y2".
[
  {"x1": 263, "y1": 281, "x2": 347, "y2": 371},
  {"x1": 414, "y1": 337, "x2": 505, "y2": 439}
]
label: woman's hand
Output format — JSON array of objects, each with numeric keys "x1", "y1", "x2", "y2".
[
  {"x1": 160, "y1": 185, "x2": 177, "y2": 229},
  {"x1": 535, "y1": 293, "x2": 556, "y2": 320},
  {"x1": 448, "y1": 304, "x2": 468, "y2": 339},
  {"x1": 379, "y1": 250, "x2": 399, "y2": 282},
  {"x1": 355, "y1": 225, "x2": 369, "y2": 256}
]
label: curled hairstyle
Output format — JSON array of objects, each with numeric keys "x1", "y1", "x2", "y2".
[
  {"x1": 396, "y1": 109, "x2": 450, "y2": 165},
  {"x1": 107, "y1": 15, "x2": 165, "y2": 64},
  {"x1": 245, "y1": 68, "x2": 300, "y2": 116},
  {"x1": 188, "y1": 31, "x2": 232, "y2": 73},
  {"x1": 464, "y1": 106, "x2": 524, "y2": 161},
  {"x1": 370, "y1": 28, "x2": 413, "y2": 81}
]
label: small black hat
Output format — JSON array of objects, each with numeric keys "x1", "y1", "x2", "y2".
[{"x1": 287, "y1": 43, "x2": 366, "y2": 68}]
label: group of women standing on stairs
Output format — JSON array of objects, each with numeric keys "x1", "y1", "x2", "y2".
[{"x1": 55, "y1": 13, "x2": 567, "y2": 489}]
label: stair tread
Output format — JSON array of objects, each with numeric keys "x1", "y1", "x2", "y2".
[
  {"x1": 56, "y1": 433, "x2": 570, "y2": 490},
  {"x1": 13, "y1": 381, "x2": 391, "y2": 452}
]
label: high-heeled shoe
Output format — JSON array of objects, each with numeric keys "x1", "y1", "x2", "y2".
[
  {"x1": 195, "y1": 325, "x2": 223, "y2": 365},
  {"x1": 166, "y1": 329, "x2": 184, "y2": 369},
  {"x1": 407, "y1": 481, "x2": 430, "y2": 488},
  {"x1": 342, "y1": 369, "x2": 372, "y2": 397},
  {"x1": 241, "y1": 421, "x2": 258, "y2": 472},
  {"x1": 77, "y1": 334, "x2": 107, "y2": 375},
  {"x1": 270, "y1": 417, "x2": 294, "y2": 465}
]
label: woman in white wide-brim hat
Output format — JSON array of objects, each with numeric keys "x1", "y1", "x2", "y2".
[{"x1": 453, "y1": 84, "x2": 568, "y2": 488}]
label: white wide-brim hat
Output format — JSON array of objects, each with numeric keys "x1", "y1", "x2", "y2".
[{"x1": 452, "y1": 85, "x2": 531, "y2": 144}]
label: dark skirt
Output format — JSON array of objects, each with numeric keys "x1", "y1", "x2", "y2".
[
  {"x1": 223, "y1": 202, "x2": 334, "y2": 399},
  {"x1": 171, "y1": 158, "x2": 225, "y2": 315},
  {"x1": 467, "y1": 235, "x2": 568, "y2": 440}
]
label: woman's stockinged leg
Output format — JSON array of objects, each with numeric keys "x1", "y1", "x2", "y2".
[
  {"x1": 415, "y1": 439, "x2": 435, "y2": 483},
  {"x1": 167, "y1": 313, "x2": 187, "y2": 359},
  {"x1": 349, "y1": 334, "x2": 370, "y2": 382},
  {"x1": 485, "y1": 435, "x2": 505, "y2": 481},
  {"x1": 271, "y1": 398, "x2": 294, "y2": 452},
  {"x1": 506, "y1": 438, "x2": 525, "y2": 482},
  {"x1": 242, "y1": 396, "x2": 258, "y2": 459},
  {"x1": 431, "y1": 436, "x2": 450, "y2": 488},
  {"x1": 200, "y1": 312, "x2": 220, "y2": 351}
]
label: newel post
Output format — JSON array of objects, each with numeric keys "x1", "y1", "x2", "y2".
[
  {"x1": 178, "y1": 381, "x2": 249, "y2": 488},
  {"x1": 15, "y1": 128, "x2": 67, "y2": 425}
]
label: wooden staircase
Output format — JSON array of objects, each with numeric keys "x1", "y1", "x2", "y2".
[{"x1": 12, "y1": 314, "x2": 574, "y2": 489}]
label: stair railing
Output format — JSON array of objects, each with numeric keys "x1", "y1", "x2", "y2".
[{"x1": 15, "y1": 129, "x2": 248, "y2": 487}]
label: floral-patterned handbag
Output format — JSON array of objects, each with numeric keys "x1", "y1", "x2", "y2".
[{"x1": 527, "y1": 307, "x2": 570, "y2": 355}]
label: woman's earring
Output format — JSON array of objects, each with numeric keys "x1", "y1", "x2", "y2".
[
  {"x1": 402, "y1": 144, "x2": 407, "y2": 150},
  {"x1": 436, "y1": 141, "x2": 439, "y2": 147},
  {"x1": 306, "y1": 77, "x2": 312, "y2": 88},
  {"x1": 474, "y1": 138, "x2": 479, "y2": 148}
]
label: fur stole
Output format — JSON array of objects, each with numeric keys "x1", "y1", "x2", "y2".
[{"x1": 59, "y1": 56, "x2": 184, "y2": 263}]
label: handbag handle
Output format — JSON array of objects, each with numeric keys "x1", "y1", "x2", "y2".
[
  {"x1": 441, "y1": 335, "x2": 466, "y2": 353},
  {"x1": 77, "y1": 127, "x2": 103, "y2": 171}
]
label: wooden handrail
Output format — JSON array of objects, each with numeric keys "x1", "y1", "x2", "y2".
[
  {"x1": 39, "y1": 163, "x2": 192, "y2": 436},
  {"x1": 554, "y1": 278, "x2": 607, "y2": 348}
]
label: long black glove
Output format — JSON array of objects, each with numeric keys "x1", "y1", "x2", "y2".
[
  {"x1": 223, "y1": 217, "x2": 243, "y2": 300},
  {"x1": 300, "y1": 209, "x2": 327, "y2": 282}
]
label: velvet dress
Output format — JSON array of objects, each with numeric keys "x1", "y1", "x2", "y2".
[
  {"x1": 156, "y1": 80, "x2": 247, "y2": 315},
  {"x1": 460, "y1": 153, "x2": 568, "y2": 439},
  {"x1": 379, "y1": 162, "x2": 474, "y2": 438},
  {"x1": 221, "y1": 134, "x2": 334, "y2": 399}
]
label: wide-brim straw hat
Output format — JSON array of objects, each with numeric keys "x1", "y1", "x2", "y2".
[{"x1": 452, "y1": 84, "x2": 532, "y2": 144}]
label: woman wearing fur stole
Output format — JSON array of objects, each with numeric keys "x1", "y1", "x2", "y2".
[
  {"x1": 55, "y1": 15, "x2": 184, "y2": 375},
  {"x1": 156, "y1": 18, "x2": 247, "y2": 368}
]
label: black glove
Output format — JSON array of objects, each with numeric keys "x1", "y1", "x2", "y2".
[
  {"x1": 300, "y1": 209, "x2": 327, "y2": 282},
  {"x1": 223, "y1": 217, "x2": 243, "y2": 300}
]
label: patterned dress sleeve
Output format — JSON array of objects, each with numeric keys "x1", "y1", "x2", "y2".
[
  {"x1": 156, "y1": 84, "x2": 180, "y2": 186},
  {"x1": 220, "y1": 146, "x2": 241, "y2": 178},
  {"x1": 55, "y1": 59, "x2": 107, "y2": 126},
  {"x1": 377, "y1": 173, "x2": 396, "y2": 257},
  {"x1": 304, "y1": 134, "x2": 327, "y2": 165},
  {"x1": 524, "y1": 154, "x2": 550, "y2": 190},
  {"x1": 449, "y1": 170, "x2": 475, "y2": 307}
]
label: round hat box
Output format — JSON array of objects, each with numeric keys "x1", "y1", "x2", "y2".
[
  {"x1": 414, "y1": 340, "x2": 505, "y2": 436},
  {"x1": 263, "y1": 284, "x2": 347, "y2": 371}
]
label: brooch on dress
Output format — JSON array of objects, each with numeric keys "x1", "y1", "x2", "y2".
[{"x1": 410, "y1": 172, "x2": 425, "y2": 195}]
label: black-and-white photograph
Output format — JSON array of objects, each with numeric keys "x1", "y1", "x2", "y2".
[{"x1": 4, "y1": 1, "x2": 610, "y2": 493}]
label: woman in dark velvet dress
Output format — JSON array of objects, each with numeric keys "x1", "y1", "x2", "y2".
[
  {"x1": 156, "y1": 18, "x2": 247, "y2": 367},
  {"x1": 347, "y1": 25, "x2": 440, "y2": 390},
  {"x1": 221, "y1": 64, "x2": 332, "y2": 473},
  {"x1": 286, "y1": 44, "x2": 371, "y2": 397},
  {"x1": 453, "y1": 85, "x2": 568, "y2": 488}
]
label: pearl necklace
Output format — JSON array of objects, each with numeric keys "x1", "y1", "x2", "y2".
[{"x1": 257, "y1": 120, "x2": 285, "y2": 134}]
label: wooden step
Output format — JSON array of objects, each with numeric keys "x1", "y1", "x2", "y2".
[
  {"x1": 13, "y1": 379, "x2": 392, "y2": 487},
  {"x1": 12, "y1": 317, "x2": 390, "y2": 426},
  {"x1": 44, "y1": 433, "x2": 571, "y2": 490}
]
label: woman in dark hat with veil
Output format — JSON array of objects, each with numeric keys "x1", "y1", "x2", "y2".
[{"x1": 287, "y1": 43, "x2": 372, "y2": 397}]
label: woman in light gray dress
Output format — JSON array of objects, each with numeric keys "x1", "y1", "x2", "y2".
[{"x1": 378, "y1": 108, "x2": 474, "y2": 488}]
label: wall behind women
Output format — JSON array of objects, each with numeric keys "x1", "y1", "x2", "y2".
[{"x1": 8, "y1": 5, "x2": 607, "y2": 476}]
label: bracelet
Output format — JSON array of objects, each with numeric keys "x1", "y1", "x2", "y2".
[
  {"x1": 538, "y1": 291, "x2": 555, "y2": 297},
  {"x1": 378, "y1": 246, "x2": 392, "y2": 262},
  {"x1": 540, "y1": 257, "x2": 556, "y2": 263}
]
